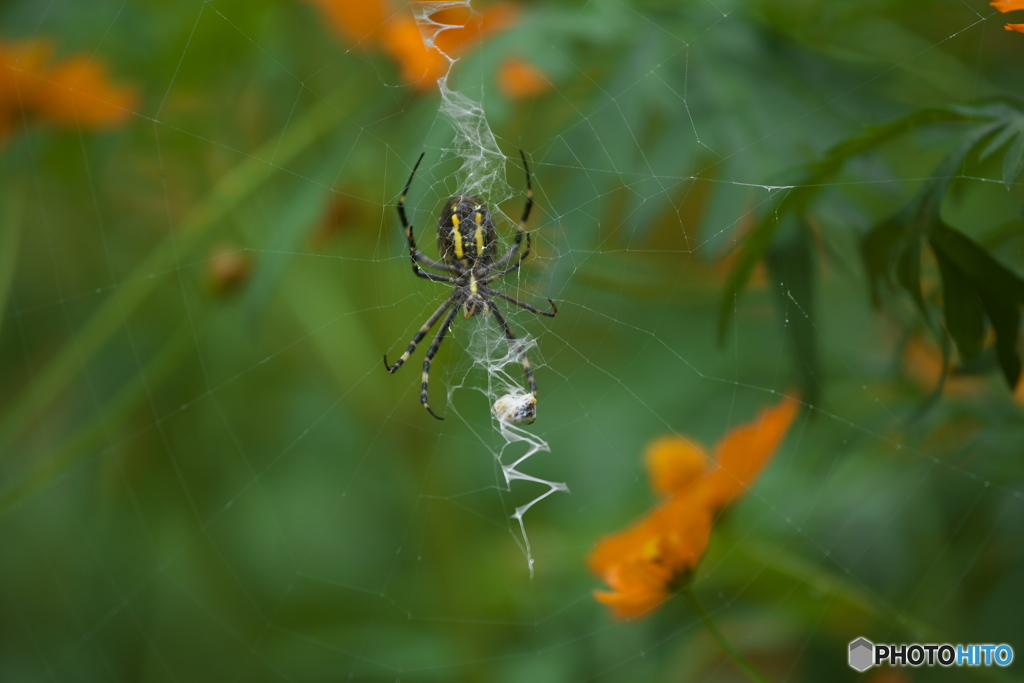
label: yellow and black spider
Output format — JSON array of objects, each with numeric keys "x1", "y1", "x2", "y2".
[{"x1": 384, "y1": 151, "x2": 557, "y2": 420}]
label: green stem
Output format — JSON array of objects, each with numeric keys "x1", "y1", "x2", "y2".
[
  {"x1": 0, "y1": 81, "x2": 352, "y2": 451},
  {"x1": 683, "y1": 587, "x2": 773, "y2": 683},
  {"x1": 0, "y1": 187, "x2": 24, "y2": 341}
]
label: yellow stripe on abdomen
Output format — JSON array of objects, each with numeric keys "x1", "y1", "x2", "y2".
[
  {"x1": 451, "y1": 213, "x2": 465, "y2": 259},
  {"x1": 474, "y1": 211, "x2": 485, "y2": 255}
]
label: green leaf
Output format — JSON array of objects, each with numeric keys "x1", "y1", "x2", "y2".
[
  {"x1": 809, "y1": 107, "x2": 977, "y2": 184},
  {"x1": 916, "y1": 120, "x2": 1006, "y2": 223},
  {"x1": 860, "y1": 207, "x2": 914, "y2": 307},
  {"x1": 979, "y1": 290, "x2": 1023, "y2": 390},
  {"x1": 243, "y1": 172, "x2": 335, "y2": 322},
  {"x1": 765, "y1": 223, "x2": 820, "y2": 405},
  {"x1": 1004, "y1": 129, "x2": 1024, "y2": 186},
  {"x1": 928, "y1": 222, "x2": 1024, "y2": 304},
  {"x1": 979, "y1": 119, "x2": 1021, "y2": 162},
  {"x1": 718, "y1": 106, "x2": 977, "y2": 345},
  {"x1": 929, "y1": 222, "x2": 1024, "y2": 390},
  {"x1": 716, "y1": 197, "x2": 788, "y2": 344},
  {"x1": 895, "y1": 235, "x2": 925, "y2": 314},
  {"x1": 932, "y1": 246, "x2": 986, "y2": 361},
  {"x1": 0, "y1": 185, "x2": 25, "y2": 339}
]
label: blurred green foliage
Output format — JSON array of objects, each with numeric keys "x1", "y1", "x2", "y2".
[{"x1": 1, "y1": 0, "x2": 1023, "y2": 681}]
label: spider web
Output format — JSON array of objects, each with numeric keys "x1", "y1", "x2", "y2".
[
  {"x1": 407, "y1": 0, "x2": 568, "y2": 577},
  {"x1": 1, "y1": 0, "x2": 1022, "y2": 681}
]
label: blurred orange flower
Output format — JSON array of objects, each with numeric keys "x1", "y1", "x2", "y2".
[
  {"x1": 991, "y1": 0, "x2": 1024, "y2": 31},
  {"x1": 589, "y1": 397, "x2": 799, "y2": 620},
  {"x1": 0, "y1": 38, "x2": 135, "y2": 143},
  {"x1": 497, "y1": 57, "x2": 551, "y2": 99},
  {"x1": 380, "y1": 15, "x2": 449, "y2": 87},
  {"x1": 302, "y1": 0, "x2": 521, "y2": 90},
  {"x1": 301, "y1": 0, "x2": 390, "y2": 47}
]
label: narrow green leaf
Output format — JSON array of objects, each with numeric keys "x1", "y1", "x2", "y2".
[
  {"x1": 928, "y1": 222, "x2": 1024, "y2": 304},
  {"x1": 917, "y1": 121, "x2": 1005, "y2": 223},
  {"x1": 895, "y1": 236, "x2": 925, "y2": 314},
  {"x1": 949, "y1": 98, "x2": 1022, "y2": 121},
  {"x1": 243, "y1": 170, "x2": 336, "y2": 322},
  {"x1": 765, "y1": 226, "x2": 820, "y2": 405},
  {"x1": 717, "y1": 203, "x2": 788, "y2": 345},
  {"x1": 860, "y1": 207, "x2": 914, "y2": 307},
  {"x1": 0, "y1": 186, "x2": 25, "y2": 338},
  {"x1": 810, "y1": 107, "x2": 975, "y2": 182},
  {"x1": 932, "y1": 246, "x2": 986, "y2": 361},
  {"x1": 894, "y1": 229, "x2": 951, "y2": 409},
  {"x1": 978, "y1": 290, "x2": 1023, "y2": 390},
  {"x1": 979, "y1": 119, "x2": 1020, "y2": 161},
  {"x1": 1003, "y1": 130, "x2": 1024, "y2": 186},
  {"x1": 719, "y1": 106, "x2": 979, "y2": 345}
]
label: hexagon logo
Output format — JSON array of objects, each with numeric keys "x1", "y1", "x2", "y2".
[{"x1": 849, "y1": 637, "x2": 874, "y2": 672}]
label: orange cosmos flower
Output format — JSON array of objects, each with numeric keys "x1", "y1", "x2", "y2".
[
  {"x1": 0, "y1": 38, "x2": 135, "y2": 143},
  {"x1": 497, "y1": 57, "x2": 551, "y2": 99},
  {"x1": 380, "y1": 15, "x2": 450, "y2": 87},
  {"x1": 385, "y1": 3, "x2": 519, "y2": 89},
  {"x1": 991, "y1": 0, "x2": 1024, "y2": 32},
  {"x1": 590, "y1": 493, "x2": 713, "y2": 618},
  {"x1": 300, "y1": 0, "x2": 390, "y2": 48},
  {"x1": 0, "y1": 40, "x2": 47, "y2": 140},
  {"x1": 302, "y1": 0, "x2": 520, "y2": 90},
  {"x1": 589, "y1": 397, "x2": 799, "y2": 620}
]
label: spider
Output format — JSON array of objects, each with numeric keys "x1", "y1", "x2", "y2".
[{"x1": 384, "y1": 151, "x2": 557, "y2": 420}]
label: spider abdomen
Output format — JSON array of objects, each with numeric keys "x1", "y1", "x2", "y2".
[{"x1": 437, "y1": 195, "x2": 497, "y2": 268}]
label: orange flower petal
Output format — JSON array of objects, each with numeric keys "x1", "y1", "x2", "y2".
[
  {"x1": 593, "y1": 587, "x2": 668, "y2": 620},
  {"x1": 701, "y1": 397, "x2": 798, "y2": 510},
  {"x1": 0, "y1": 39, "x2": 54, "y2": 115},
  {"x1": 300, "y1": 0, "x2": 391, "y2": 48},
  {"x1": 0, "y1": 38, "x2": 135, "y2": 138},
  {"x1": 591, "y1": 397, "x2": 797, "y2": 620},
  {"x1": 34, "y1": 56, "x2": 136, "y2": 127},
  {"x1": 651, "y1": 495, "x2": 713, "y2": 571},
  {"x1": 429, "y1": 3, "x2": 520, "y2": 57},
  {"x1": 498, "y1": 58, "x2": 551, "y2": 99},
  {"x1": 1005, "y1": 22, "x2": 1024, "y2": 32},
  {"x1": 589, "y1": 512, "x2": 664, "y2": 576},
  {"x1": 645, "y1": 435, "x2": 707, "y2": 497},
  {"x1": 589, "y1": 496, "x2": 712, "y2": 620},
  {"x1": 381, "y1": 15, "x2": 449, "y2": 88},
  {"x1": 0, "y1": 39, "x2": 53, "y2": 83},
  {"x1": 992, "y1": 0, "x2": 1024, "y2": 12},
  {"x1": 593, "y1": 558, "x2": 670, "y2": 619}
]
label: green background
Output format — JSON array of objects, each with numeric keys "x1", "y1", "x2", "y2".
[{"x1": 1, "y1": 0, "x2": 1023, "y2": 681}]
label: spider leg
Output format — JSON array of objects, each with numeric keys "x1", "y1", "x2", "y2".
[
  {"x1": 421, "y1": 304, "x2": 461, "y2": 420},
  {"x1": 488, "y1": 302, "x2": 539, "y2": 398},
  {"x1": 414, "y1": 269, "x2": 457, "y2": 284},
  {"x1": 398, "y1": 152, "x2": 450, "y2": 273},
  {"x1": 397, "y1": 153, "x2": 424, "y2": 234},
  {"x1": 481, "y1": 233, "x2": 532, "y2": 284},
  {"x1": 384, "y1": 294, "x2": 457, "y2": 374},
  {"x1": 481, "y1": 286, "x2": 557, "y2": 317},
  {"x1": 492, "y1": 150, "x2": 533, "y2": 270}
]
